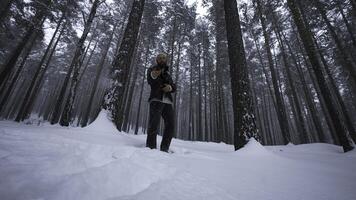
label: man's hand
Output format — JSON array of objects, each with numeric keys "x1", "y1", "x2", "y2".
[
  {"x1": 151, "y1": 68, "x2": 162, "y2": 79},
  {"x1": 162, "y1": 84, "x2": 172, "y2": 93}
]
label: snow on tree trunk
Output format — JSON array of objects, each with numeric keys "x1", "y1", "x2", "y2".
[
  {"x1": 104, "y1": 0, "x2": 146, "y2": 131},
  {"x1": 224, "y1": 0, "x2": 259, "y2": 150}
]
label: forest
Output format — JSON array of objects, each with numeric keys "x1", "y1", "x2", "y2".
[{"x1": 0, "y1": 0, "x2": 355, "y2": 153}]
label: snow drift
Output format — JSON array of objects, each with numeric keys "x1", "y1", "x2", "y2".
[
  {"x1": 0, "y1": 116, "x2": 355, "y2": 200},
  {"x1": 82, "y1": 109, "x2": 117, "y2": 133}
]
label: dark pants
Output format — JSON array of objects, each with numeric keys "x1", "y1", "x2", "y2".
[{"x1": 146, "y1": 101, "x2": 175, "y2": 151}]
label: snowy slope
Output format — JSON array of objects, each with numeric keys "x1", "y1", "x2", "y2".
[{"x1": 1, "y1": 110, "x2": 356, "y2": 200}]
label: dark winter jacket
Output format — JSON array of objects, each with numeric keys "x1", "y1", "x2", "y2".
[{"x1": 147, "y1": 64, "x2": 176, "y2": 102}]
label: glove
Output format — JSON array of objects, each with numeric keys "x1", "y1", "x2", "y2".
[{"x1": 162, "y1": 84, "x2": 172, "y2": 92}]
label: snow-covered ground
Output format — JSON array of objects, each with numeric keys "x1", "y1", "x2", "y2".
[{"x1": 1, "y1": 111, "x2": 356, "y2": 200}]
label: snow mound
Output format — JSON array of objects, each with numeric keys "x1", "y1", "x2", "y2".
[
  {"x1": 82, "y1": 109, "x2": 117, "y2": 134},
  {"x1": 286, "y1": 142, "x2": 344, "y2": 153},
  {"x1": 1, "y1": 121, "x2": 356, "y2": 200},
  {"x1": 286, "y1": 142, "x2": 295, "y2": 146},
  {"x1": 235, "y1": 137, "x2": 273, "y2": 156}
]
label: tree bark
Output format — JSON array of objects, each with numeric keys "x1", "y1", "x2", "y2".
[
  {"x1": 0, "y1": 29, "x2": 38, "y2": 114},
  {"x1": 134, "y1": 45, "x2": 150, "y2": 135},
  {"x1": 0, "y1": 0, "x2": 14, "y2": 25},
  {"x1": 287, "y1": 0, "x2": 354, "y2": 152},
  {"x1": 0, "y1": 0, "x2": 50, "y2": 87},
  {"x1": 51, "y1": 0, "x2": 100, "y2": 126},
  {"x1": 256, "y1": 0, "x2": 291, "y2": 144},
  {"x1": 313, "y1": 0, "x2": 356, "y2": 100},
  {"x1": 15, "y1": 15, "x2": 65, "y2": 121},
  {"x1": 81, "y1": 22, "x2": 118, "y2": 127},
  {"x1": 105, "y1": 0, "x2": 146, "y2": 131},
  {"x1": 224, "y1": 0, "x2": 259, "y2": 150}
]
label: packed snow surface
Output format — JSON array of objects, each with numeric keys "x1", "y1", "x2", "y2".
[{"x1": 1, "y1": 111, "x2": 356, "y2": 200}]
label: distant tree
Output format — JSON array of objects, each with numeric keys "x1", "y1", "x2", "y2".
[
  {"x1": 287, "y1": 0, "x2": 354, "y2": 152},
  {"x1": 81, "y1": 21, "x2": 118, "y2": 127},
  {"x1": 255, "y1": 0, "x2": 291, "y2": 144},
  {"x1": 0, "y1": 0, "x2": 51, "y2": 88},
  {"x1": 211, "y1": 0, "x2": 232, "y2": 143},
  {"x1": 50, "y1": 0, "x2": 101, "y2": 126}
]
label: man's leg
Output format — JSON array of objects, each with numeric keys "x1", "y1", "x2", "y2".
[
  {"x1": 146, "y1": 101, "x2": 163, "y2": 149},
  {"x1": 160, "y1": 103, "x2": 175, "y2": 152}
]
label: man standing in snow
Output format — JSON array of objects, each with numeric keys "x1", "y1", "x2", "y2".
[{"x1": 146, "y1": 53, "x2": 176, "y2": 152}]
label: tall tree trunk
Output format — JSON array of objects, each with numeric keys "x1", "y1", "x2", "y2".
[
  {"x1": 313, "y1": 0, "x2": 356, "y2": 100},
  {"x1": 134, "y1": 46, "x2": 149, "y2": 135},
  {"x1": 81, "y1": 23, "x2": 117, "y2": 127},
  {"x1": 224, "y1": 0, "x2": 259, "y2": 150},
  {"x1": 197, "y1": 45, "x2": 203, "y2": 141},
  {"x1": 122, "y1": 47, "x2": 140, "y2": 132},
  {"x1": 203, "y1": 57, "x2": 208, "y2": 141},
  {"x1": 105, "y1": 0, "x2": 146, "y2": 131},
  {"x1": 77, "y1": 40, "x2": 99, "y2": 85},
  {"x1": 16, "y1": 15, "x2": 65, "y2": 122},
  {"x1": 337, "y1": 1, "x2": 356, "y2": 47},
  {"x1": 271, "y1": 15, "x2": 309, "y2": 143},
  {"x1": 256, "y1": 0, "x2": 291, "y2": 144},
  {"x1": 169, "y1": 16, "x2": 177, "y2": 74},
  {"x1": 319, "y1": 47, "x2": 356, "y2": 142},
  {"x1": 0, "y1": 30, "x2": 38, "y2": 114},
  {"x1": 350, "y1": 0, "x2": 356, "y2": 18},
  {"x1": 213, "y1": 0, "x2": 229, "y2": 142},
  {"x1": 286, "y1": 31, "x2": 329, "y2": 142},
  {"x1": 0, "y1": 0, "x2": 14, "y2": 25},
  {"x1": 174, "y1": 37, "x2": 182, "y2": 137},
  {"x1": 188, "y1": 54, "x2": 194, "y2": 140},
  {"x1": 59, "y1": 0, "x2": 101, "y2": 126},
  {"x1": 287, "y1": 0, "x2": 354, "y2": 152},
  {"x1": 0, "y1": 0, "x2": 50, "y2": 87},
  {"x1": 121, "y1": 32, "x2": 142, "y2": 132}
]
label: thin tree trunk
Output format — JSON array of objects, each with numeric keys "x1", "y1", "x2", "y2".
[
  {"x1": 272, "y1": 17, "x2": 309, "y2": 143},
  {"x1": 0, "y1": 30, "x2": 38, "y2": 113},
  {"x1": 0, "y1": 1, "x2": 50, "y2": 87},
  {"x1": 169, "y1": 16, "x2": 177, "y2": 74},
  {"x1": 81, "y1": 23, "x2": 117, "y2": 127},
  {"x1": 313, "y1": 0, "x2": 356, "y2": 100},
  {"x1": 0, "y1": 0, "x2": 14, "y2": 25},
  {"x1": 319, "y1": 47, "x2": 356, "y2": 142},
  {"x1": 256, "y1": 0, "x2": 290, "y2": 144},
  {"x1": 59, "y1": 0, "x2": 101, "y2": 126},
  {"x1": 287, "y1": 0, "x2": 354, "y2": 152},
  {"x1": 134, "y1": 46, "x2": 149, "y2": 135},
  {"x1": 77, "y1": 40, "x2": 99, "y2": 85},
  {"x1": 15, "y1": 15, "x2": 65, "y2": 121},
  {"x1": 337, "y1": 1, "x2": 356, "y2": 47}
]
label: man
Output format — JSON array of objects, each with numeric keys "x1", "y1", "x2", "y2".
[{"x1": 146, "y1": 53, "x2": 176, "y2": 152}]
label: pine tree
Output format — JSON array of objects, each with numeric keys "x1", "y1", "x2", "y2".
[
  {"x1": 224, "y1": 0, "x2": 259, "y2": 150},
  {"x1": 0, "y1": 0, "x2": 51, "y2": 88},
  {"x1": 105, "y1": 0, "x2": 146, "y2": 131},
  {"x1": 287, "y1": 0, "x2": 354, "y2": 152},
  {"x1": 255, "y1": 0, "x2": 291, "y2": 144},
  {"x1": 50, "y1": 0, "x2": 101, "y2": 126}
]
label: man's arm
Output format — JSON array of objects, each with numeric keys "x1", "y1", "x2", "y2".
[
  {"x1": 170, "y1": 82, "x2": 177, "y2": 93},
  {"x1": 161, "y1": 72, "x2": 176, "y2": 93},
  {"x1": 147, "y1": 67, "x2": 162, "y2": 86}
]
